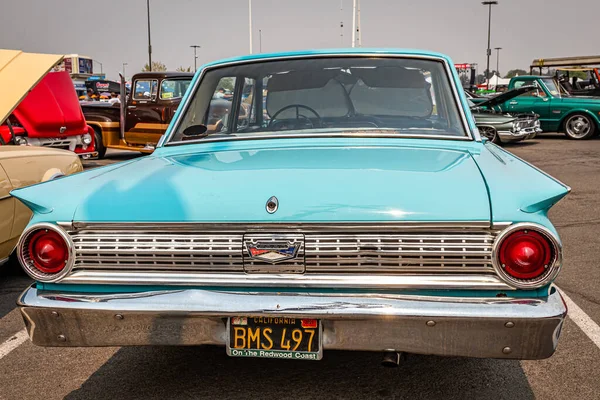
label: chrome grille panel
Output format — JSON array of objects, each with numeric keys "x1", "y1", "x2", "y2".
[
  {"x1": 73, "y1": 232, "x2": 242, "y2": 271},
  {"x1": 70, "y1": 225, "x2": 495, "y2": 275},
  {"x1": 305, "y1": 233, "x2": 494, "y2": 273}
]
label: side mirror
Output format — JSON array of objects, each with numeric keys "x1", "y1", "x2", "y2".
[{"x1": 182, "y1": 124, "x2": 208, "y2": 137}]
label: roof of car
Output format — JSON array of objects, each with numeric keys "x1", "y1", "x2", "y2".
[
  {"x1": 198, "y1": 48, "x2": 453, "y2": 70},
  {"x1": 133, "y1": 72, "x2": 195, "y2": 80},
  {"x1": 512, "y1": 75, "x2": 552, "y2": 79}
]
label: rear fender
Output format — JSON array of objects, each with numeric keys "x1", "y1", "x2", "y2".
[{"x1": 471, "y1": 143, "x2": 570, "y2": 225}]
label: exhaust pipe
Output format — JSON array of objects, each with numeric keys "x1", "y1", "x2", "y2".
[{"x1": 381, "y1": 351, "x2": 404, "y2": 367}]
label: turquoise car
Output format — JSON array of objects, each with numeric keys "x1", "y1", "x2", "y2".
[{"x1": 12, "y1": 50, "x2": 569, "y2": 362}]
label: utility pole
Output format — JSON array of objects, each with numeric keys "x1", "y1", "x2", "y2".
[
  {"x1": 340, "y1": 0, "x2": 344, "y2": 46},
  {"x1": 351, "y1": 0, "x2": 361, "y2": 47},
  {"x1": 248, "y1": 0, "x2": 253, "y2": 54},
  {"x1": 495, "y1": 47, "x2": 502, "y2": 77},
  {"x1": 122, "y1": 63, "x2": 127, "y2": 80},
  {"x1": 351, "y1": 0, "x2": 356, "y2": 47},
  {"x1": 190, "y1": 45, "x2": 201, "y2": 72},
  {"x1": 482, "y1": 1, "x2": 498, "y2": 89},
  {"x1": 147, "y1": 0, "x2": 152, "y2": 71},
  {"x1": 356, "y1": 0, "x2": 361, "y2": 47}
]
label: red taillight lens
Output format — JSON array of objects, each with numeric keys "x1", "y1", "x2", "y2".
[
  {"x1": 499, "y1": 230, "x2": 552, "y2": 280},
  {"x1": 27, "y1": 230, "x2": 68, "y2": 274}
]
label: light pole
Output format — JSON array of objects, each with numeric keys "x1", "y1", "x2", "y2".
[
  {"x1": 351, "y1": 0, "x2": 361, "y2": 47},
  {"x1": 147, "y1": 0, "x2": 152, "y2": 71},
  {"x1": 248, "y1": 0, "x2": 253, "y2": 54},
  {"x1": 190, "y1": 45, "x2": 201, "y2": 72},
  {"x1": 482, "y1": 1, "x2": 498, "y2": 89},
  {"x1": 122, "y1": 63, "x2": 128, "y2": 80},
  {"x1": 494, "y1": 47, "x2": 502, "y2": 77},
  {"x1": 94, "y1": 60, "x2": 103, "y2": 74},
  {"x1": 351, "y1": 0, "x2": 356, "y2": 47}
]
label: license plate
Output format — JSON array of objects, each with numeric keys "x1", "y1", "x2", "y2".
[{"x1": 227, "y1": 317, "x2": 322, "y2": 361}]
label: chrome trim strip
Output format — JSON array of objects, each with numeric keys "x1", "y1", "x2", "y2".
[
  {"x1": 0, "y1": 257, "x2": 9, "y2": 267},
  {"x1": 0, "y1": 194, "x2": 11, "y2": 201},
  {"x1": 165, "y1": 132, "x2": 473, "y2": 147},
  {"x1": 18, "y1": 284, "x2": 556, "y2": 314},
  {"x1": 491, "y1": 223, "x2": 562, "y2": 290},
  {"x1": 17, "y1": 223, "x2": 76, "y2": 283},
  {"x1": 162, "y1": 53, "x2": 475, "y2": 146},
  {"x1": 59, "y1": 271, "x2": 514, "y2": 290},
  {"x1": 70, "y1": 221, "x2": 493, "y2": 232}
]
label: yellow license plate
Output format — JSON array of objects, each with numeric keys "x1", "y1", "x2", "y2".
[{"x1": 226, "y1": 317, "x2": 322, "y2": 361}]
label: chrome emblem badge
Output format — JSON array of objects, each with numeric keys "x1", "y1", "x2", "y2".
[
  {"x1": 266, "y1": 196, "x2": 278, "y2": 214},
  {"x1": 244, "y1": 236, "x2": 302, "y2": 264},
  {"x1": 59, "y1": 126, "x2": 67, "y2": 134}
]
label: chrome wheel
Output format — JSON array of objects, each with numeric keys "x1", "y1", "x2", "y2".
[
  {"x1": 479, "y1": 126, "x2": 499, "y2": 144},
  {"x1": 565, "y1": 114, "x2": 595, "y2": 139}
]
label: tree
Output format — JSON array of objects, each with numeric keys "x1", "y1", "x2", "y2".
[
  {"x1": 565, "y1": 67, "x2": 588, "y2": 80},
  {"x1": 142, "y1": 61, "x2": 167, "y2": 72},
  {"x1": 505, "y1": 69, "x2": 528, "y2": 78},
  {"x1": 176, "y1": 66, "x2": 192, "y2": 72},
  {"x1": 218, "y1": 77, "x2": 235, "y2": 91}
]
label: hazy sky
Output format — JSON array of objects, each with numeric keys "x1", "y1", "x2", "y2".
[{"x1": 1, "y1": 0, "x2": 599, "y2": 80}]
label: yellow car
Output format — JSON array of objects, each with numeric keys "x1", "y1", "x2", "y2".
[{"x1": 0, "y1": 50, "x2": 83, "y2": 266}]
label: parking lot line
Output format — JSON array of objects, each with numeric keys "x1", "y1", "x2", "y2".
[
  {"x1": 0, "y1": 329, "x2": 28, "y2": 360},
  {"x1": 559, "y1": 288, "x2": 600, "y2": 350}
]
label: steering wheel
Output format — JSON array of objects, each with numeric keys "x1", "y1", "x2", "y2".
[{"x1": 268, "y1": 104, "x2": 323, "y2": 130}]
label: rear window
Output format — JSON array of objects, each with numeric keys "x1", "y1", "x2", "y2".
[
  {"x1": 169, "y1": 57, "x2": 468, "y2": 143},
  {"x1": 133, "y1": 79, "x2": 158, "y2": 100}
]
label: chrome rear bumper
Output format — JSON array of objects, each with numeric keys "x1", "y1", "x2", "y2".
[{"x1": 18, "y1": 285, "x2": 566, "y2": 360}]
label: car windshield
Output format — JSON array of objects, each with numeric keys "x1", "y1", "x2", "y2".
[
  {"x1": 161, "y1": 79, "x2": 192, "y2": 100},
  {"x1": 168, "y1": 57, "x2": 468, "y2": 143},
  {"x1": 542, "y1": 78, "x2": 562, "y2": 97}
]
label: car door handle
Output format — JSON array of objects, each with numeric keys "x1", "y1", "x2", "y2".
[
  {"x1": 127, "y1": 106, "x2": 137, "y2": 109},
  {"x1": 542, "y1": 98, "x2": 549, "y2": 102},
  {"x1": 509, "y1": 101, "x2": 518, "y2": 105}
]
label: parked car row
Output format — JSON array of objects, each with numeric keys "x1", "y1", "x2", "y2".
[
  {"x1": 7, "y1": 49, "x2": 570, "y2": 365},
  {"x1": 468, "y1": 74, "x2": 600, "y2": 142},
  {"x1": 0, "y1": 50, "x2": 85, "y2": 267}
]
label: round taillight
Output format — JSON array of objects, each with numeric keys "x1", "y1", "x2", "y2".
[
  {"x1": 493, "y1": 224, "x2": 561, "y2": 289},
  {"x1": 27, "y1": 230, "x2": 68, "y2": 273},
  {"x1": 17, "y1": 224, "x2": 74, "y2": 282},
  {"x1": 499, "y1": 230, "x2": 552, "y2": 280}
]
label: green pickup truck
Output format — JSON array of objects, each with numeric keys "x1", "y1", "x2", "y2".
[{"x1": 499, "y1": 75, "x2": 600, "y2": 140}]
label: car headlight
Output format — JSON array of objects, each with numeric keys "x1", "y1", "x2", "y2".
[
  {"x1": 512, "y1": 121, "x2": 520, "y2": 133},
  {"x1": 15, "y1": 136, "x2": 28, "y2": 145},
  {"x1": 82, "y1": 133, "x2": 92, "y2": 145}
]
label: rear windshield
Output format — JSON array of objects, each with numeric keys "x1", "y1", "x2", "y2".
[{"x1": 169, "y1": 57, "x2": 468, "y2": 143}]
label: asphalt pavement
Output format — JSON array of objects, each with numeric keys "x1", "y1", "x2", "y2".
[{"x1": 1, "y1": 137, "x2": 599, "y2": 400}]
